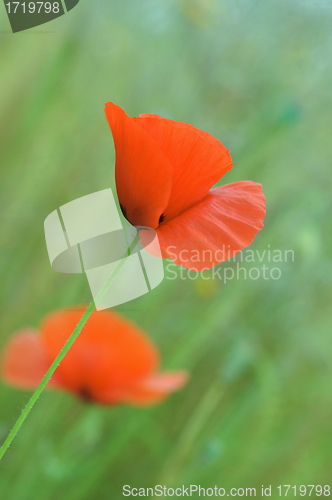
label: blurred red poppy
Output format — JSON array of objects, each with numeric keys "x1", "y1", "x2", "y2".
[
  {"x1": 1, "y1": 308, "x2": 188, "y2": 406},
  {"x1": 105, "y1": 102, "x2": 266, "y2": 270}
]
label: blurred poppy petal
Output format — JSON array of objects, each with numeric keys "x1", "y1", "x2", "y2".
[
  {"x1": 41, "y1": 309, "x2": 158, "y2": 398},
  {"x1": 105, "y1": 103, "x2": 173, "y2": 228},
  {"x1": 118, "y1": 370, "x2": 189, "y2": 406},
  {"x1": 1, "y1": 329, "x2": 59, "y2": 390},
  {"x1": 157, "y1": 181, "x2": 266, "y2": 270},
  {"x1": 41, "y1": 308, "x2": 159, "y2": 399},
  {"x1": 134, "y1": 114, "x2": 232, "y2": 222},
  {"x1": 1, "y1": 309, "x2": 187, "y2": 407}
]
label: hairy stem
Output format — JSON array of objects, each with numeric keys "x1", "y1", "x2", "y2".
[{"x1": 0, "y1": 234, "x2": 139, "y2": 460}]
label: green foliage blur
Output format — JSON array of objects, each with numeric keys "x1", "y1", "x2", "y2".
[{"x1": 0, "y1": 0, "x2": 331, "y2": 498}]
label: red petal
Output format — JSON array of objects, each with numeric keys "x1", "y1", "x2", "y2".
[
  {"x1": 105, "y1": 103, "x2": 173, "y2": 228},
  {"x1": 40, "y1": 308, "x2": 159, "y2": 400},
  {"x1": 1, "y1": 329, "x2": 59, "y2": 390},
  {"x1": 134, "y1": 114, "x2": 232, "y2": 222},
  {"x1": 116, "y1": 370, "x2": 189, "y2": 406},
  {"x1": 157, "y1": 181, "x2": 266, "y2": 270}
]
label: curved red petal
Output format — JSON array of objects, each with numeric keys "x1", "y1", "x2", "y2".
[
  {"x1": 1, "y1": 329, "x2": 59, "y2": 390},
  {"x1": 157, "y1": 181, "x2": 266, "y2": 270},
  {"x1": 105, "y1": 103, "x2": 173, "y2": 228},
  {"x1": 40, "y1": 308, "x2": 159, "y2": 400},
  {"x1": 114, "y1": 370, "x2": 189, "y2": 406},
  {"x1": 134, "y1": 114, "x2": 232, "y2": 221}
]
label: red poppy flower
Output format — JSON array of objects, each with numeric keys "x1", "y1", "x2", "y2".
[
  {"x1": 1, "y1": 308, "x2": 188, "y2": 406},
  {"x1": 105, "y1": 102, "x2": 266, "y2": 271}
]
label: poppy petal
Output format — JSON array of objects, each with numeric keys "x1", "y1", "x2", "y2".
[
  {"x1": 157, "y1": 181, "x2": 266, "y2": 270},
  {"x1": 105, "y1": 103, "x2": 173, "y2": 228},
  {"x1": 134, "y1": 114, "x2": 232, "y2": 222},
  {"x1": 117, "y1": 370, "x2": 189, "y2": 406},
  {"x1": 1, "y1": 329, "x2": 59, "y2": 390},
  {"x1": 41, "y1": 309, "x2": 159, "y2": 398}
]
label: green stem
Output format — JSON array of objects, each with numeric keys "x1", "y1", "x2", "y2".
[{"x1": 0, "y1": 234, "x2": 139, "y2": 461}]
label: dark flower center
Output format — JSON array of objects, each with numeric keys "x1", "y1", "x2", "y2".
[
  {"x1": 78, "y1": 385, "x2": 93, "y2": 403},
  {"x1": 120, "y1": 203, "x2": 127, "y2": 219}
]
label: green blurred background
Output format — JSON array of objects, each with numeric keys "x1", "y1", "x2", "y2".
[{"x1": 0, "y1": 0, "x2": 331, "y2": 498}]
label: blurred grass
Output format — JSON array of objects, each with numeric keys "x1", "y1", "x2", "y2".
[{"x1": 0, "y1": 0, "x2": 332, "y2": 498}]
